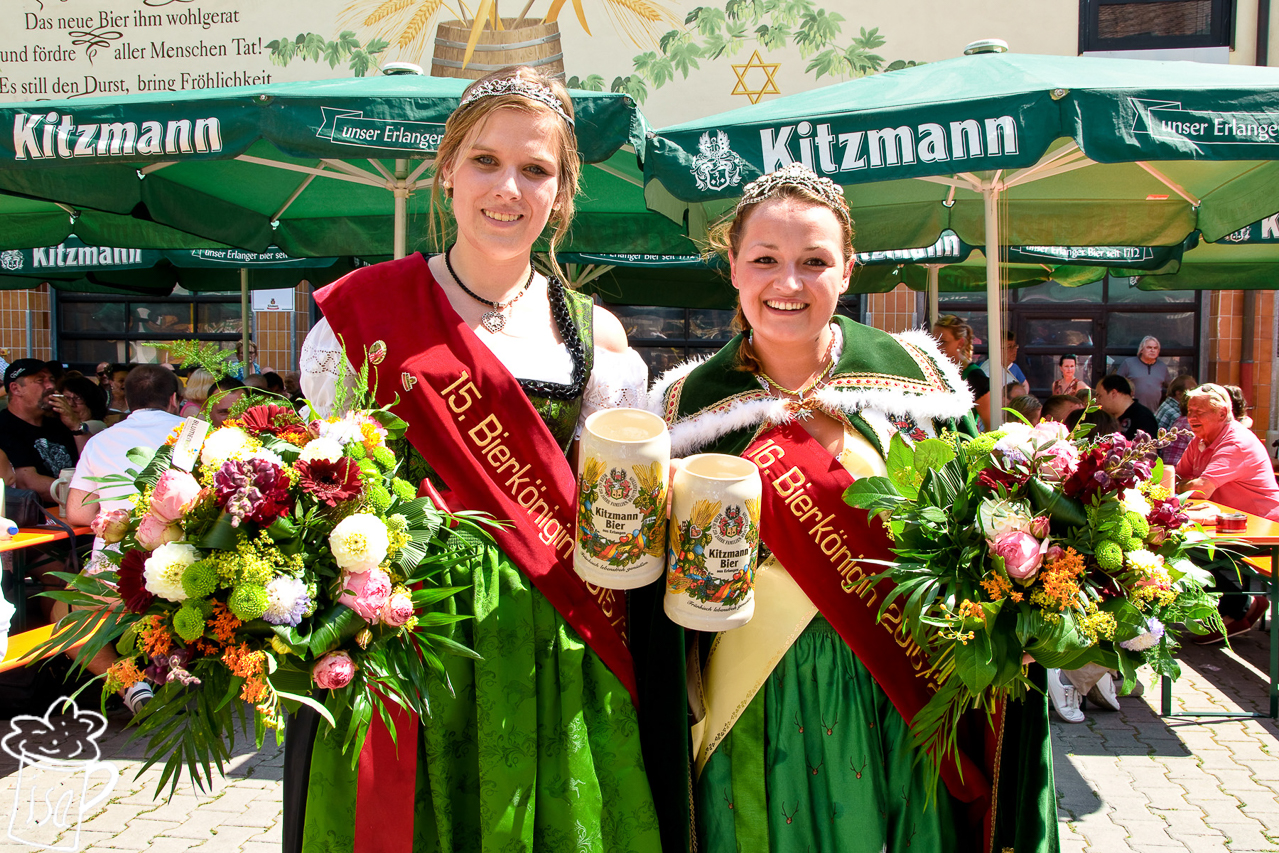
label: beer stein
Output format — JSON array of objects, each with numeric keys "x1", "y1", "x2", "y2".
[
  {"x1": 574, "y1": 408, "x2": 669, "y2": 589},
  {"x1": 664, "y1": 453, "x2": 762, "y2": 631}
]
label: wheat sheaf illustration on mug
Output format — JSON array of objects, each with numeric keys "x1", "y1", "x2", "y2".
[{"x1": 577, "y1": 458, "x2": 666, "y2": 568}]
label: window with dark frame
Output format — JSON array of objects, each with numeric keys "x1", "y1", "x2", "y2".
[
  {"x1": 1079, "y1": 0, "x2": 1234, "y2": 52},
  {"x1": 55, "y1": 290, "x2": 243, "y2": 372},
  {"x1": 936, "y1": 275, "x2": 1199, "y2": 404}
]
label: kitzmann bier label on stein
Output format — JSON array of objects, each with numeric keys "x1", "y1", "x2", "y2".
[
  {"x1": 664, "y1": 453, "x2": 762, "y2": 631},
  {"x1": 574, "y1": 408, "x2": 670, "y2": 589}
]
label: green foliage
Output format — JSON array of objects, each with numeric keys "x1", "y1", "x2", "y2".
[
  {"x1": 267, "y1": 31, "x2": 388, "y2": 77},
  {"x1": 167, "y1": 340, "x2": 238, "y2": 382},
  {"x1": 624, "y1": 0, "x2": 920, "y2": 102},
  {"x1": 566, "y1": 74, "x2": 607, "y2": 91}
]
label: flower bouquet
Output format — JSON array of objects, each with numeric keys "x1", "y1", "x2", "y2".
[
  {"x1": 39, "y1": 392, "x2": 486, "y2": 793},
  {"x1": 844, "y1": 418, "x2": 1223, "y2": 778}
]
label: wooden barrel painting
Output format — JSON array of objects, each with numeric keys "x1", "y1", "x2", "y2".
[{"x1": 431, "y1": 18, "x2": 565, "y2": 80}]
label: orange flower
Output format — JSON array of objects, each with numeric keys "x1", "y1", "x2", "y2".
[
  {"x1": 240, "y1": 677, "x2": 269, "y2": 704},
  {"x1": 163, "y1": 424, "x2": 184, "y2": 447},
  {"x1": 209, "y1": 601, "x2": 242, "y2": 644},
  {"x1": 1032, "y1": 547, "x2": 1087, "y2": 612},
  {"x1": 107, "y1": 658, "x2": 145, "y2": 690},
  {"x1": 981, "y1": 574, "x2": 1014, "y2": 601},
  {"x1": 138, "y1": 615, "x2": 173, "y2": 657},
  {"x1": 221, "y1": 642, "x2": 266, "y2": 679},
  {"x1": 359, "y1": 420, "x2": 385, "y2": 455}
]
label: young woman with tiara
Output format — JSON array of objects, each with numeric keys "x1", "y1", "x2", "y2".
[
  {"x1": 286, "y1": 66, "x2": 660, "y2": 853},
  {"x1": 645, "y1": 164, "x2": 1058, "y2": 852}
]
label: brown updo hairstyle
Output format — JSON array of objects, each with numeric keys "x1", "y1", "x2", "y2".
[
  {"x1": 932, "y1": 314, "x2": 975, "y2": 367},
  {"x1": 705, "y1": 182, "x2": 855, "y2": 373},
  {"x1": 429, "y1": 66, "x2": 581, "y2": 279}
]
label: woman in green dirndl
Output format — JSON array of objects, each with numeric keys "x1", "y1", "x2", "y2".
[
  {"x1": 646, "y1": 164, "x2": 1059, "y2": 853},
  {"x1": 286, "y1": 66, "x2": 659, "y2": 853}
]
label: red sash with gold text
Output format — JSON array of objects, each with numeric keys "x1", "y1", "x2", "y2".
[
  {"x1": 744, "y1": 422, "x2": 997, "y2": 828},
  {"x1": 316, "y1": 254, "x2": 633, "y2": 853}
]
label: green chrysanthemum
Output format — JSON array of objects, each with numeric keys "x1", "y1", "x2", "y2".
[
  {"x1": 1107, "y1": 518, "x2": 1133, "y2": 544},
  {"x1": 347, "y1": 442, "x2": 368, "y2": 460},
  {"x1": 965, "y1": 432, "x2": 1003, "y2": 466},
  {"x1": 1096, "y1": 540, "x2": 1124, "y2": 572},
  {"x1": 1126, "y1": 537, "x2": 1145, "y2": 552},
  {"x1": 181, "y1": 560, "x2": 219, "y2": 600},
  {"x1": 1127, "y1": 512, "x2": 1151, "y2": 540},
  {"x1": 371, "y1": 446, "x2": 396, "y2": 471},
  {"x1": 391, "y1": 477, "x2": 417, "y2": 502},
  {"x1": 228, "y1": 583, "x2": 269, "y2": 622},
  {"x1": 367, "y1": 483, "x2": 393, "y2": 513},
  {"x1": 173, "y1": 602, "x2": 207, "y2": 643}
]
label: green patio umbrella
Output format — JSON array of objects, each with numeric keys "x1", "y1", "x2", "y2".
[
  {"x1": 643, "y1": 45, "x2": 1279, "y2": 424},
  {"x1": 0, "y1": 71, "x2": 681, "y2": 259}
]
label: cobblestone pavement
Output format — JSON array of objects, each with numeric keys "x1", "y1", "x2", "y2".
[{"x1": 0, "y1": 627, "x2": 1276, "y2": 852}]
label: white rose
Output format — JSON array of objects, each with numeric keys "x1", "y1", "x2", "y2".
[
  {"x1": 199, "y1": 426, "x2": 253, "y2": 469},
  {"x1": 317, "y1": 416, "x2": 363, "y2": 447},
  {"x1": 251, "y1": 446, "x2": 285, "y2": 467},
  {"x1": 299, "y1": 437, "x2": 345, "y2": 464},
  {"x1": 143, "y1": 542, "x2": 199, "y2": 602},
  {"x1": 329, "y1": 513, "x2": 390, "y2": 573}
]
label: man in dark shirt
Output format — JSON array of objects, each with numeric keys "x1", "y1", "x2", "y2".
[
  {"x1": 1095, "y1": 374, "x2": 1159, "y2": 442},
  {"x1": 0, "y1": 359, "x2": 91, "y2": 502}
]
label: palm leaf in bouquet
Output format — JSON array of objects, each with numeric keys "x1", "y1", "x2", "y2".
[{"x1": 846, "y1": 420, "x2": 1225, "y2": 788}]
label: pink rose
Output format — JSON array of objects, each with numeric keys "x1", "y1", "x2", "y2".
[
  {"x1": 312, "y1": 651, "x2": 356, "y2": 689},
  {"x1": 1147, "y1": 526, "x2": 1169, "y2": 547},
  {"x1": 1035, "y1": 441, "x2": 1081, "y2": 483},
  {"x1": 1045, "y1": 544, "x2": 1067, "y2": 564},
  {"x1": 338, "y1": 569, "x2": 392, "y2": 622},
  {"x1": 1030, "y1": 421, "x2": 1070, "y2": 443},
  {"x1": 381, "y1": 592, "x2": 415, "y2": 628},
  {"x1": 136, "y1": 513, "x2": 182, "y2": 550},
  {"x1": 1029, "y1": 516, "x2": 1051, "y2": 539},
  {"x1": 91, "y1": 509, "x2": 131, "y2": 545},
  {"x1": 992, "y1": 530, "x2": 1050, "y2": 581},
  {"x1": 150, "y1": 469, "x2": 203, "y2": 523}
]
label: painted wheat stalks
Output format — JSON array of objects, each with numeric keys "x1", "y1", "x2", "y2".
[
  {"x1": 599, "y1": 0, "x2": 674, "y2": 46},
  {"x1": 399, "y1": 0, "x2": 445, "y2": 48},
  {"x1": 363, "y1": 0, "x2": 415, "y2": 25}
]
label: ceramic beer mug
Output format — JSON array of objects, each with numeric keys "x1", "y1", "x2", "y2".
[
  {"x1": 50, "y1": 469, "x2": 76, "y2": 516},
  {"x1": 574, "y1": 408, "x2": 670, "y2": 589},
  {"x1": 664, "y1": 453, "x2": 762, "y2": 631}
]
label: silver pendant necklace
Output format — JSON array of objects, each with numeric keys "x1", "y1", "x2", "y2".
[{"x1": 444, "y1": 246, "x2": 535, "y2": 333}]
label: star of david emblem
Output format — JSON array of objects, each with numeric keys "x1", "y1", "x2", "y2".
[{"x1": 731, "y1": 50, "x2": 781, "y2": 104}]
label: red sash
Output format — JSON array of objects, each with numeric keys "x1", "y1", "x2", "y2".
[
  {"x1": 744, "y1": 422, "x2": 997, "y2": 830},
  {"x1": 316, "y1": 255, "x2": 634, "y2": 853}
]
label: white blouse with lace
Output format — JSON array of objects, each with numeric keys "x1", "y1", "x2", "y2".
[{"x1": 299, "y1": 318, "x2": 649, "y2": 435}]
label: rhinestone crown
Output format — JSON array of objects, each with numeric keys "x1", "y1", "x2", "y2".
[
  {"x1": 458, "y1": 76, "x2": 575, "y2": 126},
  {"x1": 737, "y1": 163, "x2": 850, "y2": 224}
]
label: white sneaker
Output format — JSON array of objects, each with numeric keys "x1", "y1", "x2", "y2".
[
  {"x1": 1087, "y1": 673, "x2": 1122, "y2": 711},
  {"x1": 1046, "y1": 669, "x2": 1085, "y2": 723},
  {"x1": 122, "y1": 682, "x2": 153, "y2": 715}
]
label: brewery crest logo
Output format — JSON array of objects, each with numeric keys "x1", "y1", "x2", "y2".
[{"x1": 691, "y1": 130, "x2": 745, "y2": 192}]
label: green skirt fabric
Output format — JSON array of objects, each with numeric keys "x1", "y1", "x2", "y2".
[
  {"x1": 300, "y1": 536, "x2": 662, "y2": 853},
  {"x1": 697, "y1": 618, "x2": 958, "y2": 853}
]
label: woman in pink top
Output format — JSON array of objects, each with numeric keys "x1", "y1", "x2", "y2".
[{"x1": 1176, "y1": 383, "x2": 1277, "y2": 641}]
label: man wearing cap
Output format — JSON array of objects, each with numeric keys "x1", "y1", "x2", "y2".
[
  {"x1": 0, "y1": 359, "x2": 91, "y2": 503},
  {"x1": 1177, "y1": 383, "x2": 1279, "y2": 642}
]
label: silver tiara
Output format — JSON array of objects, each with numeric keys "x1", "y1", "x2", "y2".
[
  {"x1": 458, "y1": 76, "x2": 575, "y2": 126},
  {"x1": 737, "y1": 163, "x2": 850, "y2": 222}
]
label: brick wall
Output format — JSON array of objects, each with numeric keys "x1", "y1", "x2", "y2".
[
  {"x1": 252, "y1": 280, "x2": 314, "y2": 385},
  {"x1": 0, "y1": 286, "x2": 52, "y2": 361},
  {"x1": 1208, "y1": 289, "x2": 1277, "y2": 444},
  {"x1": 864, "y1": 284, "x2": 922, "y2": 334}
]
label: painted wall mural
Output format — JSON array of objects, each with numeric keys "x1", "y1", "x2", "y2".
[{"x1": 0, "y1": 0, "x2": 1078, "y2": 124}]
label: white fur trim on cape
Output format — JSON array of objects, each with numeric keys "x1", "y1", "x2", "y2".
[{"x1": 652, "y1": 328, "x2": 974, "y2": 458}]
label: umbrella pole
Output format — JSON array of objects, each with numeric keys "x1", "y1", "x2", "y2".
[
  {"x1": 394, "y1": 159, "x2": 408, "y2": 260},
  {"x1": 984, "y1": 183, "x2": 1003, "y2": 429},
  {"x1": 926, "y1": 265, "x2": 940, "y2": 328},
  {"x1": 241, "y1": 268, "x2": 251, "y2": 377}
]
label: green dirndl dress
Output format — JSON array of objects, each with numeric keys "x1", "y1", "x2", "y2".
[{"x1": 289, "y1": 288, "x2": 661, "y2": 853}]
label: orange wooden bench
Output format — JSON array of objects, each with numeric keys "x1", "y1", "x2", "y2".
[{"x1": 0, "y1": 623, "x2": 88, "y2": 673}]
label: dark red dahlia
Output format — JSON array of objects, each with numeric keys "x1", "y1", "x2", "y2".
[
  {"x1": 296, "y1": 457, "x2": 364, "y2": 507},
  {"x1": 236, "y1": 404, "x2": 305, "y2": 439},
  {"x1": 214, "y1": 458, "x2": 294, "y2": 525},
  {"x1": 978, "y1": 466, "x2": 1028, "y2": 493},
  {"x1": 117, "y1": 549, "x2": 155, "y2": 613}
]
